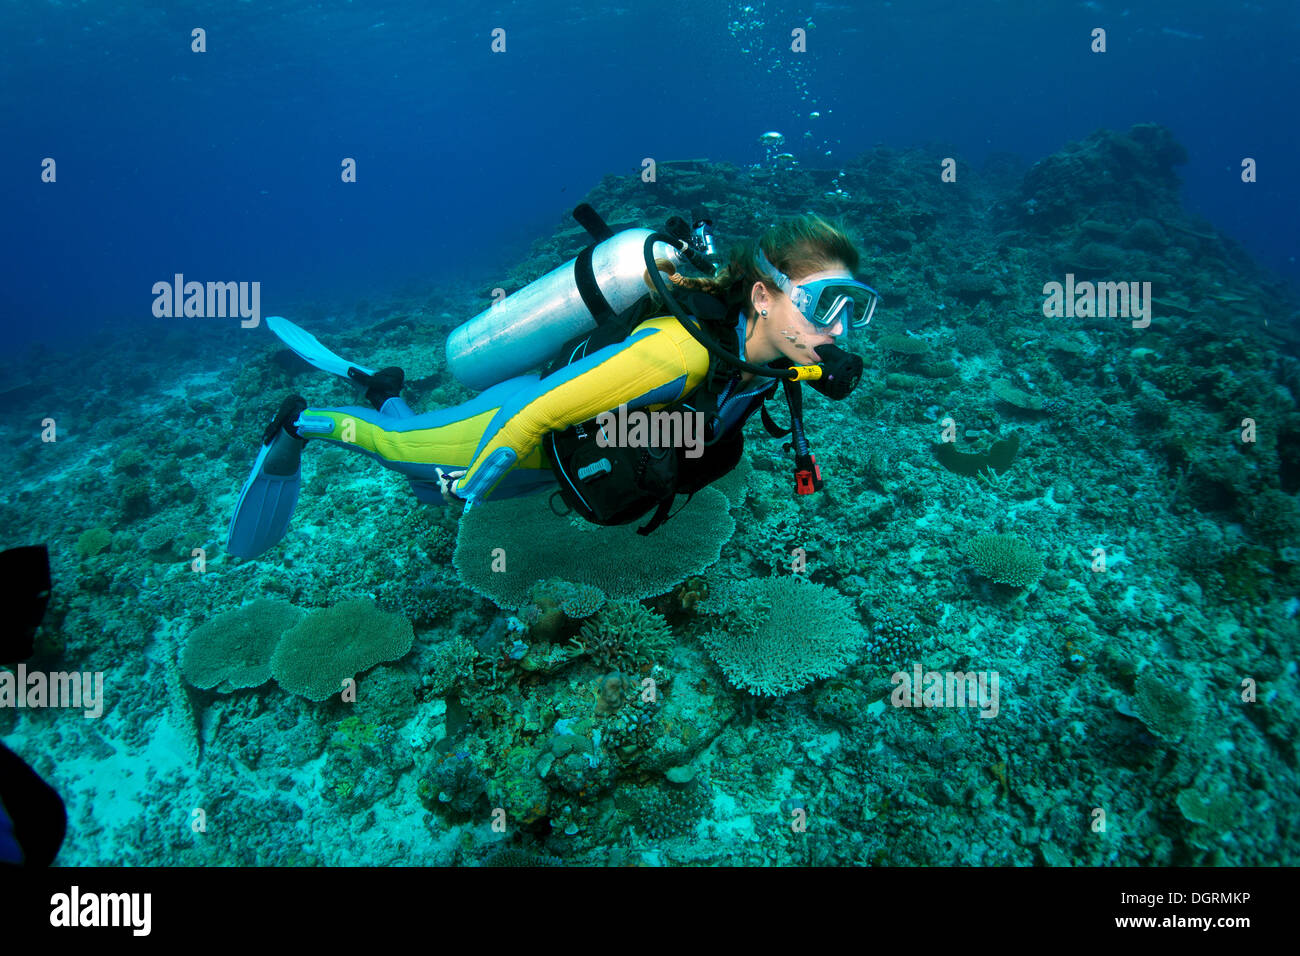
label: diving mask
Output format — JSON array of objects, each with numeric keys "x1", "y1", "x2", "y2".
[{"x1": 756, "y1": 248, "x2": 880, "y2": 331}]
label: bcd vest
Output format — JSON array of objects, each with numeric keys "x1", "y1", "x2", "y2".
[{"x1": 543, "y1": 295, "x2": 748, "y2": 535}]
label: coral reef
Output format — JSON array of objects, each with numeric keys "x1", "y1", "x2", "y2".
[
  {"x1": 180, "y1": 599, "x2": 303, "y2": 692},
  {"x1": 271, "y1": 600, "x2": 415, "y2": 701},
  {"x1": 700, "y1": 576, "x2": 863, "y2": 696},
  {"x1": 965, "y1": 534, "x2": 1045, "y2": 588},
  {"x1": 617, "y1": 782, "x2": 710, "y2": 840},
  {"x1": 934, "y1": 433, "x2": 1020, "y2": 478},
  {"x1": 8, "y1": 122, "x2": 1300, "y2": 867},
  {"x1": 1132, "y1": 669, "x2": 1201, "y2": 744},
  {"x1": 575, "y1": 601, "x2": 673, "y2": 672},
  {"x1": 453, "y1": 487, "x2": 735, "y2": 608}
]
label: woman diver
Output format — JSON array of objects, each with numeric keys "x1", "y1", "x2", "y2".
[{"x1": 226, "y1": 211, "x2": 879, "y2": 557}]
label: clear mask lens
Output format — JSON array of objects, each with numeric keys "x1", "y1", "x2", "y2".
[{"x1": 810, "y1": 285, "x2": 878, "y2": 329}]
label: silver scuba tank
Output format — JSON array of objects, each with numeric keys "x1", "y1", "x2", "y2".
[{"x1": 445, "y1": 228, "x2": 685, "y2": 391}]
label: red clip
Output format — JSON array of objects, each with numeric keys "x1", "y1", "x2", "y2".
[{"x1": 794, "y1": 454, "x2": 823, "y2": 495}]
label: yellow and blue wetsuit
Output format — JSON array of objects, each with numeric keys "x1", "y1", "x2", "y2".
[{"x1": 293, "y1": 315, "x2": 778, "y2": 508}]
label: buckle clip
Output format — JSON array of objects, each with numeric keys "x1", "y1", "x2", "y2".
[{"x1": 794, "y1": 454, "x2": 823, "y2": 495}]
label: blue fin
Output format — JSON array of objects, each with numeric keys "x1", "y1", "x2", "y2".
[
  {"x1": 226, "y1": 431, "x2": 303, "y2": 559},
  {"x1": 266, "y1": 315, "x2": 375, "y2": 381}
]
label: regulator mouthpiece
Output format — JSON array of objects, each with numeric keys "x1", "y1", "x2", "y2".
[{"x1": 808, "y1": 345, "x2": 864, "y2": 400}]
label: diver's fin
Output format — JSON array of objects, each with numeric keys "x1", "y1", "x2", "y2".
[
  {"x1": 226, "y1": 428, "x2": 304, "y2": 559},
  {"x1": 266, "y1": 315, "x2": 376, "y2": 382},
  {"x1": 0, "y1": 544, "x2": 50, "y2": 665}
]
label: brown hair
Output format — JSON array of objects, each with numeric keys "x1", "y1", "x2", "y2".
[{"x1": 669, "y1": 214, "x2": 861, "y2": 316}]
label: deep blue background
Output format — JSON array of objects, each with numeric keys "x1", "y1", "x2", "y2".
[{"x1": 2, "y1": 0, "x2": 1297, "y2": 349}]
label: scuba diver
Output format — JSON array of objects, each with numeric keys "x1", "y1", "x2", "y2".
[
  {"x1": 1, "y1": 544, "x2": 68, "y2": 867},
  {"x1": 226, "y1": 207, "x2": 879, "y2": 557}
]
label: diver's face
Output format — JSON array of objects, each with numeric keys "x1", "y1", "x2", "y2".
[{"x1": 752, "y1": 261, "x2": 849, "y2": 364}]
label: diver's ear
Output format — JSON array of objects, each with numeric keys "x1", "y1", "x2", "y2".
[{"x1": 750, "y1": 280, "x2": 773, "y2": 315}]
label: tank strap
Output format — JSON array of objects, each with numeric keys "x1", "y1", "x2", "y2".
[
  {"x1": 574, "y1": 244, "x2": 616, "y2": 325},
  {"x1": 572, "y1": 203, "x2": 614, "y2": 242}
]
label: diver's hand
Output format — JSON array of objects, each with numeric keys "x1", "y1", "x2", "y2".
[{"x1": 435, "y1": 468, "x2": 467, "y2": 504}]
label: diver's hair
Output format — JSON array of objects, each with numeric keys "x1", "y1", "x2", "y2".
[{"x1": 669, "y1": 214, "x2": 861, "y2": 316}]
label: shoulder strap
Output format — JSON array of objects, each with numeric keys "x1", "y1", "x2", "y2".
[
  {"x1": 547, "y1": 295, "x2": 658, "y2": 375},
  {"x1": 637, "y1": 492, "x2": 681, "y2": 535}
]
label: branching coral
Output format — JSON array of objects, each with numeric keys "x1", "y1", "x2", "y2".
[
  {"x1": 576, "y1": 601, "x2": 674, "y2": 672},
  {"x1": 966, "y1": 534, "x2": 1044, "y2": 588}
]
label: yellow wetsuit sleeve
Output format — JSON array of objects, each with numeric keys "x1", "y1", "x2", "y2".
[{"x1": 456, "y1": 316, "x2": 711, "y2": 502}]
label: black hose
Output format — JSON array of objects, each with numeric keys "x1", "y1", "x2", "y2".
[{"x1": 642, "y1": 232, "x2": 797, "y2": 381}]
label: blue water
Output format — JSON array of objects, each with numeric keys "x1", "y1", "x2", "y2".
[{"x1": 3, "y1": 0, "x2": 1297, "y2": 348}]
